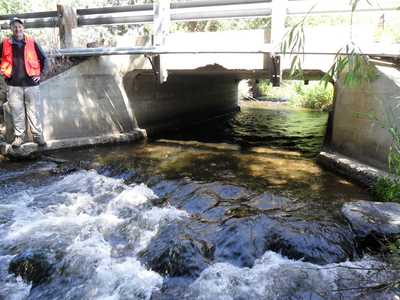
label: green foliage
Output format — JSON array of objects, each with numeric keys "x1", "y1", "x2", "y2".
[
  {"x1": 388, "y1": 239, "x2": 400, "y2": 266},
  {"x1": 373, "y1": 177, "x2": 400, "y2": 202},
  {"x1": 291, "y1": 82, "x2": 333, "y2": 111},
  {"x1": 281, "y1": 12, "x2": 308, "y2": 79},
  {"x1": 257, "y1": 80, "x2": 274, "y2": 96},
  {"x1": 281, "y1": 0, "x2": 379, "y2": 87},
  {"x1": 0, "y1": 0, "x2": 22, "y2": 14},
  {"x1": 321, "y1": 43, "x2": 378, "y2": 88},
  {"x1": 388, "y1": 126, "x2": 400, "y2": 177},
  {"x1": 257, "y1": 80, "x2": 333, "y2": 111},
  {"x1": 368, "y1": 111, "x2": 400, "y2": 203}
]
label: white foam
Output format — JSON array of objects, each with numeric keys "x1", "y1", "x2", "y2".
[
  {"x1": 187, "y1": 251, "x2": 386, "y2": 300},
  {"x1": 106, "y1": 183, "x2": 158, "y2": 212},
  {"x1": 89, "y1": 257, "x2": 163, "y2": 299},
  {"x1": 1, "y1": 170, "x2": 188, "y2": 299}
]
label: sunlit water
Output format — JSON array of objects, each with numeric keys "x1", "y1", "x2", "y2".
[{"x1": 1, "y1": 102, "x2": 394, "y2": 300}]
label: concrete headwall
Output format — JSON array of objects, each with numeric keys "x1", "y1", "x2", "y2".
[
  {"x1": 123, "y1": 71, "x2": 239, "y2": 131},
  {"x1": 330, "y1": 62, "x2": 400, "y2": 170},
  {"x1": 11, "y1": 51, "x2": 239, "y2": 148},
  {"x1": 37, "y1": 54, "x2": 147, "y2": 148}
]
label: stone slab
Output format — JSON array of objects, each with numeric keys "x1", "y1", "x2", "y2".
[
  {"x1": 342, "y1": 200, "x2": 400, "y2": 238},
  {"x1": 317, "y1": 149, "x2": 389, "y2": 187},
  {"x1": 1, "y1": 142, "x2": 39, "y2": 158},
  {"x1": 0, "y1": 129, "x2": 146, "y2": 159}
]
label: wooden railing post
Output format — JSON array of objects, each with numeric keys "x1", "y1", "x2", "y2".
[
  {"x1": 153, "y1": 0, "x2": 170, "y2": 83},
  {"x1": 57, "y1": 5, "x2": 77, "y2": 48},
  {"x1": 264, "y1": 0, "x2": 286, "y2": 86}
]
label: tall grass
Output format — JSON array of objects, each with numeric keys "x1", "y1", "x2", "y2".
[
  {"x1": 257, "y1": 80, "x2": 333, "y2": 111},
  {"x1": 291, "y1": 82, "x2": 333, "y2": 111},
  {"x1": 372, "y1": 107, "x2": 400, "y2": 203}
]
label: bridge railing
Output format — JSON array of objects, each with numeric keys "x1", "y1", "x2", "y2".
[
  {"x1": 1, "y1": 0, "x2": 398, "y2": 48},
  {"x1": 0, "y1": 0, "x2": 398, "y2": 83},
  {"x1": 0, "y1": 1, "x2": 271, "y2": 30}
]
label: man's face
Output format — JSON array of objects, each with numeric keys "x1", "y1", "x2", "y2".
[{"x1": 10, "y1": 22, "x2": 24, "y2": 40}]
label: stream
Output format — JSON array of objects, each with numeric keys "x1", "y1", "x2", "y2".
[{"x1": 0, "y1": 102, "x2": 396, "y2": 300}]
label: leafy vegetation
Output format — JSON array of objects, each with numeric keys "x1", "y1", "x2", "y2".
[
  {"x1": 282, "y1": 1, "x2": 380, "y2": 86},
  {"x1": 372, "y1": 116, "x2": 400, "y2": 202},
  {"x1": 256, "y1": 80, "x2": 333, "y2": 111},
  {"x1": 373, "y1": 177, "x2": 400, "y2": 202},
  {"x1": 291, "y1": 82, "x2": 333, "y2": 111},
  {"x1": 0, "y1": 0, "x2": 22, "y2": 14}
]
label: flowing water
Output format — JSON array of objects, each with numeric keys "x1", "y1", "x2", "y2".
[{"x1": 0, "y1": 102, "x2": 396, "y2": 300}]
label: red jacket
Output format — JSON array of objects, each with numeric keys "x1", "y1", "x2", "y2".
[{"x1": 0, "y1": 35, "x2": 41, "y2": 78}]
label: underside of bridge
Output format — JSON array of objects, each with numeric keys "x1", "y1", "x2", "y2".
[{"x1": 123, "y1": 70, "x2": 241, "y2": 134}]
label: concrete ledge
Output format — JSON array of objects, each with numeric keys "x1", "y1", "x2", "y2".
[
  {"x1": 44, "y1": 129, "x2": 147, "y2": 151},
  {"x1": 1, "y1": 129, "x2": 146, "y2": 158},
  {"x1": 317, "y1": 149, "x2": 389, "y2": 187},
  {"x1": 0, "y1": 142, "x2": 38, "y2": 158}
]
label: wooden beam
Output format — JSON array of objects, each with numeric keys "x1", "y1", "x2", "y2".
[
  {"x1": 172, "y1": 0, "x2": 270, "y2": 9},
  {"x1": 0, "y1": 18, "x2": 58, "y2": 30},
  {"x1": 78, "y1": 8, "x2": 272, "y2": 27},
  {"x1": 78, "y1": 15, "x2": 153, "y2": 26},
  {"x1": 153, "y1": 0, "x2": 170, "y2": 84},
  {"x1": 77, "y1": 4, "x2": 153, "y2": 16},
  {"x1": 75, "y1": 1, "x2": 269, "y2": 16},
  {"x1": 0, "y1": 11, "x2": 57, "y2": 20},
  {"x1": 262, "y1": 0, "x2": 286, "y2": 86}
]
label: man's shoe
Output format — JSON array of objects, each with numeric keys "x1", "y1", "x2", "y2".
[
  {"x1": 11, "y1": 136, "x2": 24, "y2": 148},
  {"x1": 33, "y1": 135, "x2": 46, "y2": 146}
]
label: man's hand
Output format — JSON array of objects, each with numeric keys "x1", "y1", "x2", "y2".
[{"x1": 32, "y1": 76, "x2": 40, "y2": 83}]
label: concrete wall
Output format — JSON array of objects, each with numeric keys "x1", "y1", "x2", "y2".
[
  {"x1": 330, "y1": 62, "x2": 400, "y2": 170},
  {"x1": 123, "y1": 71, "x2": 239, "y2": 131},
  {"x1": 13, "y1": 52, "x2": 239, "y2": 147},
  {"x1": 40, "y1": 55, "x2": 146, "y2": 142}
]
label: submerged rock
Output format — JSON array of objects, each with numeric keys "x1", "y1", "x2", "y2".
[
  {"x1": 342, "y1": 200, "x2": 400, "y2": 239},
  {"x1": 143, "y1": 215, "x2": 356, "y2": 281},
  {"x1": 247, "y1": 192, "x2": 295, "y2": 211},
  {"x1": 264, "y1": 218, "x2": 357, "y2": 264},
  {"x1": 147, "y1": 180, "x2": 357, "y2": 269},
  {"x1": 151, "y1": 179, "x2": 186, "y2": 199},
  {"x1": 215, "y1": 215, "x2": 356, "y2": 266},
  {"x1": 8, "y1": 251, "x2": 54, "y2": 286},
  {"x1": 140, "y1": 222, "x2": 214, "y2": 277}
]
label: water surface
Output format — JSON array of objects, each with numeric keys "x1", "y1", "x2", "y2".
[{"x1": 0, "y1": 101, "x2": 385, "y2": 300}]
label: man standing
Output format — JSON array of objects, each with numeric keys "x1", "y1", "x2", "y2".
[{"x1": 0, "y1": 17, "x2": 48, "y2": 148}]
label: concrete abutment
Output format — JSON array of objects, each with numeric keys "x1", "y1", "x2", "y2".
[
  {"x1": 321, "y1": 61, "x2": 400, "y2": 184},
  {"x1": 1, "y1": 55, "x2": 240, "y2": 155}
]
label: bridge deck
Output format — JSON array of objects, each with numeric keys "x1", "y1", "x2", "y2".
[{"x1": 51, "y1": 46, "x2": 400, "y2": 58}]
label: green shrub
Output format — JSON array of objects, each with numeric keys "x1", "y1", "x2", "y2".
[
  {"x1": 294, "y1": 83, "x2": 333, "y2": 111},
  {"x1": 256, "y1": 80, "x2": 333, "y2": 110},
  {"x1": 373, "y1": 177, "x2": 400, "y2": 202},
  {"x1": 258, "y1": 80, "x2": 273, "y2": 96}
]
